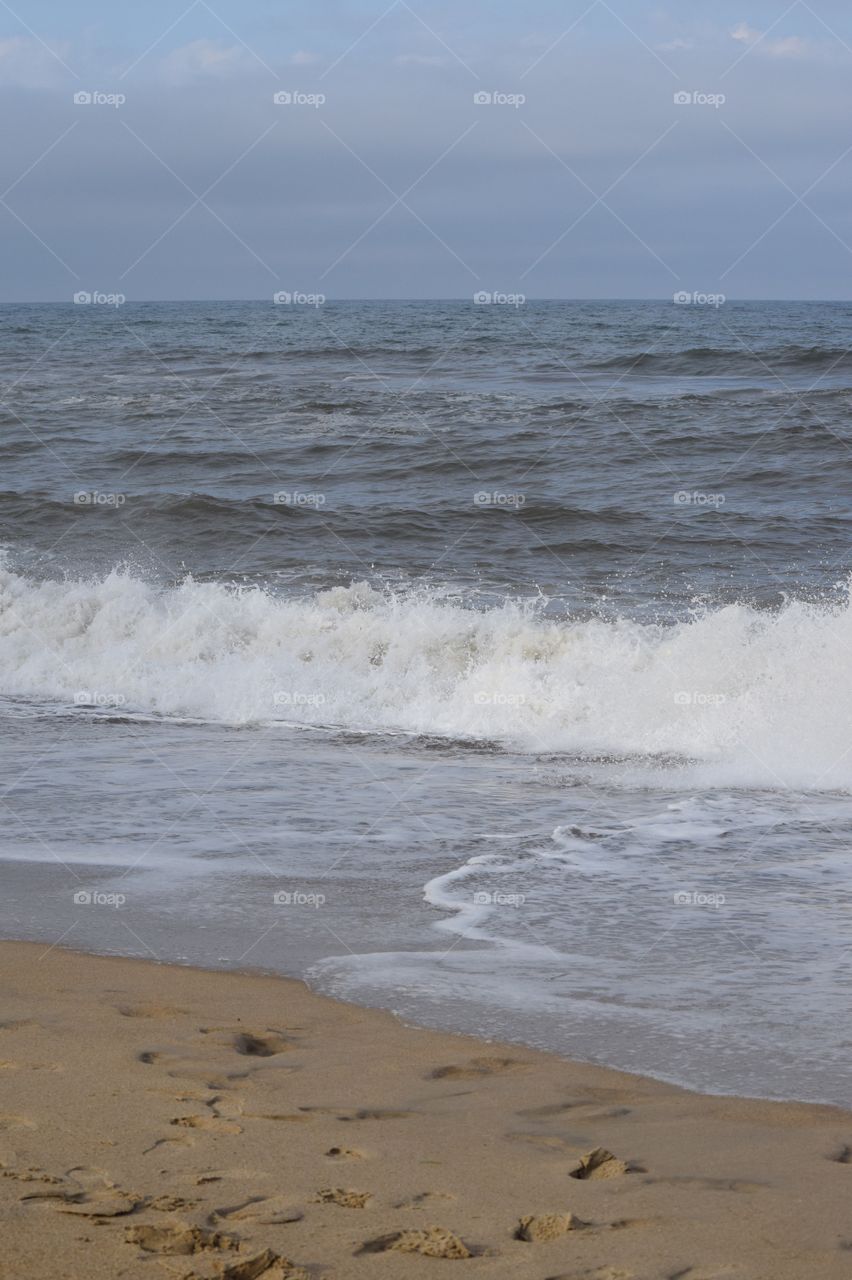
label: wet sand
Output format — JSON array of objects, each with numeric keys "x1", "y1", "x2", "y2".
[{"x1": 0, "y1": 940, "x2": 850, "y2": 1279}]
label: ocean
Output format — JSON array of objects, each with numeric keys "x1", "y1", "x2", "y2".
[{"x1": 1, "y1": 298, "x2": 851, "y2": 1106}]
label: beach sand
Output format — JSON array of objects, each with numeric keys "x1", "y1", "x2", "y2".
[{"x1": 0, "y1": 941, "x2": 849, "y2": 1279}]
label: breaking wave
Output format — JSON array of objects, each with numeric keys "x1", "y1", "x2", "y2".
[{"x1": 1, "y1": 565, "x2": 851, "y2": 788}]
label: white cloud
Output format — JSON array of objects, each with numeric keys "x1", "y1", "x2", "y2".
[
  {"x1": 0, "y1": 35, "x2": 73, "y2": 87},
  {"x1": 731, "y1": 22, "x2": 761, "y2": 44},
  {"x1": 730, "y1": 23, "x2": 808, "y2": 57},
  {"x1": 767, "y1": 35, "x2": 807, "y2": 58},
  {"x1": 291, "y1": 50, "x2": 319, "y2": 66},
  {"x1": 657, "y1": 37, "x2": 694, "y2": 52},
  {"x1": 161, "y1": 39, "x2": 250, "y2": 82}
]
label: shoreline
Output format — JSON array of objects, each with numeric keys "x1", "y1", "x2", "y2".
[
  {"x1": 2, "y1": 940, "x2": 851, "y2": 1278},
  {"x1": 4, "y1": 928, "x2": 842, "y2": 1113}
]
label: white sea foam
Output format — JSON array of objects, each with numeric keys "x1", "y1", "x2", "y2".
[{"x1": 1, "y1": 566, "x2": 851, "y2": 788}]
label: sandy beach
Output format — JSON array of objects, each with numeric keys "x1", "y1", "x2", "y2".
[{"x1": 0, "y1": 941, "x2": 848, "y2": 1279}]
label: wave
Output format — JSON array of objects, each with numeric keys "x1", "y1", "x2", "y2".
[
  {"x1": 0, "y1": 566, "x2": 851, "y2": 788},
  {"x1": 590, "y1": 344, "x2": 852, "y2": 376}
]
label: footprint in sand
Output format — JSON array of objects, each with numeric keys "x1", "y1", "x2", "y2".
[
  {"x1": 395, "y1": 1191, "x2": 456, "y2": 1209},
  {"x1": 313, "y1": 1186, "x2": 372, "y2": 1208},
  {"x1": 125, "y1": 1221, "x2": 240, "y2": 1255},
  {"x1": 509, "y1": 1134, "x2": 584, "y2": 1155},
  {"x1": 171, "y1": 1114, "x2": 244, "y2": 1136},
  {"x1": 568, "y1": 1148, "x2": 632, "y2": 1180},
  {"x1": 125, "y1": 1225, "x2": 309, "y2": 1279},
  {"x1": 198, "y1": 1027, "x2": 295, "y2": 1057},
  {"x1": 643, "y1": 1175, "x2": 764, "y2": 1193},
  {"x1": 211, "y1": 1196, "x2": 304, "y2": 1225},
  {"x1": 359, "y1": 1227, "x2": 473, "y2": 1258},
  {"x1": 2, "y1": 1167, "x2": 63, "y2": 1186},
  {"x1": 22, "y1": 1166, "x2": 140, "y2": 1217},
  {"x1": 149, "y1": 1194, "x2": 199, "y2": 1211},
  {"x1": 115, "y1": 1003, "x2": 188, "y2": 1019},
  {"x1": 209, "y1": 1094, "x2": 245, "y2": 1120},
  {"x1": 518, "y1": 1100, "x2": 631, "y2": 1121},
  {"x1": 142, "y1": 1134, "x2": 195, "y2": 1154},
  {"x1": 516, "y1": 1212, "x2": 585, "y2": 1242},
  {"x1": 430, "y1": 1056, "x2": 529, "y2": 1080}
]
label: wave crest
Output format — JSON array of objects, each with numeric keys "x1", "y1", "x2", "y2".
[{"x1": 0, "y1": 566, "x2": 850, "y2": 787}]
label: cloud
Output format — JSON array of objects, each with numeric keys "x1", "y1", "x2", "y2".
[
  {"x1": 291, "y1": 50, "x2": 319, "y2": 66},
  {"x1": 731, "y1": 23, "x2": 761, "y2": 45},
  {"x1": 160, "y1": 39, "x2": 252, "y2": 82},
  {"x1": 730, "y1": 23, "x2": 808, "y2": 58},
  {"x1": 0, "y1": 35, "x2": 73, "y2": 87},
  {"x1": 657, "y1": 38, "x2": 694, "y2": 52},
  {"x1": 393, "y1": 53, "x2": 449, "y2": 67},
  {"x1": 767, "y1": 35, "x2": 807, "y2": 58}
]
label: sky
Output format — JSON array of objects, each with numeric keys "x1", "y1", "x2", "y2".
[{"x1": 3, "y1": 1, "x2": 852, "y2": 299}]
